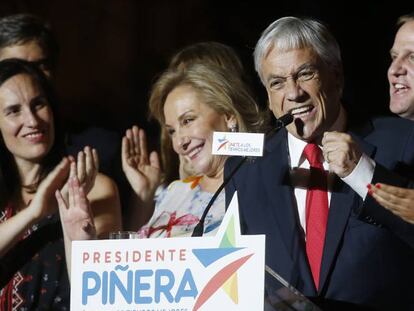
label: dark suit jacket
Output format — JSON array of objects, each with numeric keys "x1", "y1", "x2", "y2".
[{"x1": 225, "y1": 117, "x2": 414, "y2": 310}]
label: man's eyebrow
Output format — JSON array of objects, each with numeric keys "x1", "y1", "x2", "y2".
[
  {"x1": 266, "y1": 73, "x2": 283, "y2": 83},
  {"x1": 30, "y1": 94, "x2": 47, "y2": 104},
  {"x1": 296, "y1": 63, "x2": 316, "y2": 72},
  {"x1": 266, "y1": 63, "x2": 316, "y2": 83},
  {"x1": 3, "y1": 103, "x2": 20, "y2": 113}
]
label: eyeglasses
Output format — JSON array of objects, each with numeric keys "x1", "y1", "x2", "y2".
[{"x1": 268, "y1": 66, "x2": 318, "y2": 91}]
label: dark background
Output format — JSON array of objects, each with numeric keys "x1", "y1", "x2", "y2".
[{"x1": 0, "y1": 0, "x2": 412, "y2": 143}]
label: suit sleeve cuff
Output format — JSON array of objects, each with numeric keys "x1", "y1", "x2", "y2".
[{"x1": 341, "y1": 153, "x2": 375, "y2": 199}]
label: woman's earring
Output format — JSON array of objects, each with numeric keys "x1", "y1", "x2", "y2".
[{"x1": 229, "y1": 124, "x2": 238, "y2": 132}]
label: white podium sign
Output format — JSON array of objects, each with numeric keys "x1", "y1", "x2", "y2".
[
  {"x1": 212, "y1": 131, "x2": 264, "y2": 157},
  {"x1": 70, "y1": 193, "x2": 265, "y2": 310}
]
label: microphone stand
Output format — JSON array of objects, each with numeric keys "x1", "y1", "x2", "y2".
[{"x1": 191, "y1": 113, "x2": 293, "y2": 237}]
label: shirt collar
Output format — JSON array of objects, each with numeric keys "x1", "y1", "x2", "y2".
[
  {"x1": 287, "y1": 132, "x2": 326, "y2": 169},
  {"x1": 288, "y1": 132, "x2": 308, "y2": 168}
]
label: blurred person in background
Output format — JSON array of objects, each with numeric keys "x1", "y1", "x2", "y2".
[{"x1": 368, "y1": 12, "x2": 414, "y2": 226}]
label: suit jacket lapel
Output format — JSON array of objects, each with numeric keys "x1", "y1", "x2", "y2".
[
  {"x1": 318, "y1": 125, "x2": 376, "y2": 292},
  {"x1": 318, "y1": 177, "x2": 354, "y2": 292},
  {"x1": 263, "y1": 130, "x2": 314, "y2": 289}
]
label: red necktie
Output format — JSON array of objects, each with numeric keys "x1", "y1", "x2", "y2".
[{"x1": 303, "y1": 143, "x2": 328, "y2": 290}]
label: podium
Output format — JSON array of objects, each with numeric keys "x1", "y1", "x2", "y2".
[
  {"x1": 70, "y1": 194, "x2": 266, "y2": 310},
  {"x1": 264, "y1": 265, "x2": 321, "y2": 311},
  {"x1": 70, "y1": 193, "x2": 342, "y2": 310}
]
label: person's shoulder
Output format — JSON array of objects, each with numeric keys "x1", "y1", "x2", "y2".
[
  {"x1": 351, "y1": 115, "x2": 414, "y2": 139},
  {"x1": 88, "y1": 173, "x2": 122, "y2": 235},
  {"x1": 371, "y1": 115, "x2": 414, "y2": 129},
  {"x1": 95, "y1": 172, "x2": 117, "y2": 186},
  {"x1": 89, "y1": 173, "x2": 119, "y2": 200}
]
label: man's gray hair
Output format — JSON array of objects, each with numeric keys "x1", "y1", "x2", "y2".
[
  {"x1": 254, "y1": 16, "x2": 342, "y2": 84},
  {"x1": 396, "y1": 12, "x2": 414, "y2": 28}
]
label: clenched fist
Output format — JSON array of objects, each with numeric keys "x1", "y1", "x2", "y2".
[{"x1": 322, "y1": 131, "x2": 362, "y2": 178}]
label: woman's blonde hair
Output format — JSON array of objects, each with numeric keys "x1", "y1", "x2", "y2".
[
  {"x1": 150, "y1": 63, "x2": 260, "y2": 132},
  {"x1": 149, "y1": 63, "x2": 262, "y2": 183}
]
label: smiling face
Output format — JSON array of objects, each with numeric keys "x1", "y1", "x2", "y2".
[
  {"x1": 0, "y1": 73, "x2": 54, "y2": 165},
  {"x1": 164, "y1": 84, "x2": 234, "y2": 177},
  {"x1": 388, "y1": 20, "x2": 414, "y2": 120},
  {"x1": 260, "y1": 46, "x2": 342, "y2": 142}
]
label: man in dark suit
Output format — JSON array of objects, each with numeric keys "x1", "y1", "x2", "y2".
[
  {"x1": 225, "y1": 16, "x2": 414, "y2": 310},
  {"x1": 367, "y1": 12, "x2": 414, "y2": 221}
]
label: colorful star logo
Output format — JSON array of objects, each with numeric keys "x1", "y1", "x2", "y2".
[
  {"x1": 192, "y1": 216, "x2": 254, "y2": 310},
  {"x1": 217, "y1": 136, "x2": 229, "y2": 151}
]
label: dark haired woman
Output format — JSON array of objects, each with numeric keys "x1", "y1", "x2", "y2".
[{"x1": 0, "y1": 59, "x2": 121, "y2": 310}]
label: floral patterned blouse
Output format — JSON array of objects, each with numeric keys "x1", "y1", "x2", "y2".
[
  {"x1": 0, "y1": 204, "x2": 70, "y2": 311},
  {"x1": 138, "y1": 176, "x2": 225, "y2": 238}
]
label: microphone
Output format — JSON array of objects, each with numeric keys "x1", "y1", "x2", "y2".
[
  {"x1": 191, "y1": 112, "x2": 293, "y2": 237},
  {"x1": 267, "y1": 112, "x2": 294, "y2": 137}
]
